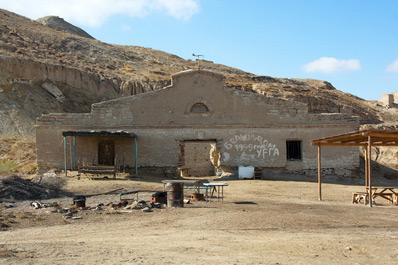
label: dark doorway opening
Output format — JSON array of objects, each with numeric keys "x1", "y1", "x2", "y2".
[{"x1": 98, "y1": 141, "x2": 115, "y2": 165}]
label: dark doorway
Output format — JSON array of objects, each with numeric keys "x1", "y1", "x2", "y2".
[{"x1": 98, "y1": 141, "x2": 115, "y2": 165}]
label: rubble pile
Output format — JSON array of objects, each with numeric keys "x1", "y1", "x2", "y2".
[{"x1": 0, "y1": 175, "x2": 63, "y2": 201}]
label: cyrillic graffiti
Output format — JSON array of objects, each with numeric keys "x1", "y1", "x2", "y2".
[{"x1": 224, "y1": 134, "x2": 279, "y2": 159}]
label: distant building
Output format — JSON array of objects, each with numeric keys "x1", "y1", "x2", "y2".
[
  {"x1": 380, "y1": 93, "x2": 398, "y2": 107},
  {"x1": 36, "y1": 70, "x2": 359, "y2": 177}
]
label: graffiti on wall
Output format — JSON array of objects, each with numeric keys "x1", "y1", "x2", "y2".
[{"x1": 223, "y1": 134, "x2": 279, "y2": 162}]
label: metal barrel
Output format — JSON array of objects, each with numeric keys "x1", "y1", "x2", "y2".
[
  {"x1": 165, "y1": 182, "x2": 184, "y2": 207},
  {"x1": 73, "y1": 195, "x2": 86, "y2": 208}
]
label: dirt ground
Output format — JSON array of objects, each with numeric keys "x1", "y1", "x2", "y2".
[{"x1": 1, "y1": 173, "x2": 398, "y2": 265}]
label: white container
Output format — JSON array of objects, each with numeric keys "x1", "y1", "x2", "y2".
[{"x1": 238, "y1": 166, "x2": 254, "y2": 179}]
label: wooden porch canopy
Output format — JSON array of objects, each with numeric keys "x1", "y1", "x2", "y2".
[
  {"x1": 311, "y1": 129, "x2": 398, "y2": 207},
  {"x1": 62, "y1": 130, "x2": 138, "y2": 175}
]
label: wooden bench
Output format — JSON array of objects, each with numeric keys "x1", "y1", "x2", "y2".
[
  {"x1": 352, "y1": 192, "x2": 369, "y2": 204},
  {"x1": 79, "y1": 164, "x2": 116, "y2": 179}
]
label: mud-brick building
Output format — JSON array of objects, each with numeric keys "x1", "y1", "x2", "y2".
[{"x1": 36, "y1": 69, "x2": 360, "y2": 177}]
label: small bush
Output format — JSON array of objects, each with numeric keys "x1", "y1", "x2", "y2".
[
  {"x1": 0, "y1": 159, "x2": 18, "y2": 173},
  {"x1": 121, "y1": 64, "x2": 134, "y2": 72}
]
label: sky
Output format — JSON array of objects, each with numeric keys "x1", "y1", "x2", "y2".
[{"x1": 1, "y1": 0, "x2": 398, "y2": 100}]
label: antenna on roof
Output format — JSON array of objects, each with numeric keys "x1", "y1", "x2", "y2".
[{"x1": 192, "y1": 53, "x2": 204, "y2": 70}]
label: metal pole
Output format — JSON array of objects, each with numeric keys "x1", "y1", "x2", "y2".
[
  {"x1": 69, "y1": 137, "x2": 73, "y2": 172},
  {"x1": 318, "y1": 144, "x2": 322, "y2": 201},
  {"x1": 73, "y1": 136, "x2": 77, "y2": 170},
  {"x1": 367, "y1": 137, "x2": 373, "y2": 207},
  {"x1": 63, "y1": 136, "x2": 67, "y2": 177},
  {"x1": 134, "y1": 137, "x2": 138, "y2": 175}
]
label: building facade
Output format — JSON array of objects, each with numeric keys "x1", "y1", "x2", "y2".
[{"x1": 36, "y1": 70, "x2": 360, "y2": 177}]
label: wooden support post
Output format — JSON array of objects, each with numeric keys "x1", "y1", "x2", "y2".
[
  {"x1": 368, "y1": 136, "x2": 372, "y2": 208},
  {"x1": 364, "y1": 147, "x2": 368, "y2": 187},
  {"x1": 318, "y1": 144, "x2": 322, "y2": 201}
]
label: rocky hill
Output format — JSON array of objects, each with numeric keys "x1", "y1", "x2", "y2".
[
  {"x1": 35, "y1": 16, "x2": 94, "y2": 39},
  {"x1": 0, "y1": 8, "x2": 396, "y2": 139}
]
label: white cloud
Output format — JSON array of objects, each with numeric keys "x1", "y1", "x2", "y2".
[
  {"x1": 386, "y1": 59, "x2": 398, "y2": 73},
  {"x1": 302, "y1": 57, "x2": 361, "y2": 74},
  {"x1": 0, "y1": 0, "x2": 200, "y2": 27}
]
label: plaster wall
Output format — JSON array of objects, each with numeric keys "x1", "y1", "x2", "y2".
[
  {"x1": 36, "y1": 70, "x2": 360, "y2": 176},
  {"x1": 36, "y1": 125, "x2": 359, "y2": 175}
]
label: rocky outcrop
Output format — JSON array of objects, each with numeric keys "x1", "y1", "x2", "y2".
[
  {"x1": 0, "y1": 56, "x2": 168, "y2": 136},
  {"x1": 36, "y1": 16, "x2": 94, "y2": 39}
]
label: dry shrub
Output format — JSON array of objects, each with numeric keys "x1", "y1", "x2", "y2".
[{"x1": 18, "y1": 163, "x2": 37, "y2": 174}]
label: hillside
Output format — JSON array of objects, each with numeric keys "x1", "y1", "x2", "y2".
[{"x1": 1, "y1": 8, "x2": 396, "y2": 139}]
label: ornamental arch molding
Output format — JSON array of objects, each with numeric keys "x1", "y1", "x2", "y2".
[{"x1": 184, "y1": 98, "x2": 214, "y2": 115}]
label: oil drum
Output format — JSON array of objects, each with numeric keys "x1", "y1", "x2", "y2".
[
  {"x1": 73, "y1": 195, "x2": 86, "y2": 208},
  {"x1": 165, "y1": 182, "x2": 184, "y2": 207}
]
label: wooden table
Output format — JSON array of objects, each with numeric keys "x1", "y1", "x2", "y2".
[{"x1": 366, "y1": 187, "x2": 398, "y2": 204}]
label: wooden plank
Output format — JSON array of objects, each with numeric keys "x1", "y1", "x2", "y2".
[
  {"x1": 81, "y1": 169, "x2": 115, "y2": 174},
  {"x1": 314, "y1": 143, "x2": 366, "y2": 146}
]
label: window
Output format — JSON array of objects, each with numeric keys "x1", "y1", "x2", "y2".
[
  {"x1": 190, "y1": 103, "x2": 209, "y2": 113},
  {"x1": 286, "y1": 140, "x2": 301, "y2": 160}
]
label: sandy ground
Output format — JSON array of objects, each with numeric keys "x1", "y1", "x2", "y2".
[{"x1": 1, "y1": 174, "x2": 398, "y2": 265}]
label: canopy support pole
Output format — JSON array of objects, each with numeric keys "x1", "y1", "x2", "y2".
[
  {"x1": 73, "y1": 136, "x2": 77, "y2": 170},
  {"x1": 63, "y1": 136, "x2": 67, "y2": 177},
  {"x1": 134, "y1": 137, "x2": 138, "y2": 175},
  {"x1": 364, "y1": 147, "x2": 368, "y2": 187},
  {"x1": 368, "y1": 136, "x2": 373, "y2": 207},
  {"x1": 318, "y1": 144, "x2": 322, "y2": 201}
]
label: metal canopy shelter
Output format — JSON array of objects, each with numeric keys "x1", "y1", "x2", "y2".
[
  {"x1": 62, "y1": 130, "x2": 138, "y2": 176},
  {"x1": 311, "y1": 129, "x2": 398, "y2": 207}
]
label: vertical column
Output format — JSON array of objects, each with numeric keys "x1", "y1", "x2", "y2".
[
  {"x1": 367, "y1": 136, "x2": 372, "y2": 207},
  {"x1": 63, "y1": 136, "x2": 67, "y2": 177},
  {"x1": 73, "y1": 136, "x2": 77, "y2": 170},
  {"x1": 364, "y1": 147, "x2": 368, "y2": 187},
  {"x1": 318, "y1": 144, "x2": 322, "y2": 201},
  {"x1": 134, "y1": 137, "x2": 138, "y2": 175}
]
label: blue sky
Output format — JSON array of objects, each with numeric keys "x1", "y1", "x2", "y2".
[{"x1": 2, "y1": 0, "x2": 398, "y2": 100}]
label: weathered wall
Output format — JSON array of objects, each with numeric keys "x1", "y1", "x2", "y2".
[
  {"x1": 36, "y1": 70, "x2": 360, "y2": 176},
  {"x1": 37, "y1": 70, "x2": 358, "y2": 128},
  {"x1": 36, "y1": 125, "x2": 359, "y2": 176}
]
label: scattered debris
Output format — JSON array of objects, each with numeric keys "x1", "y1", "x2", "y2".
[
  {"x1": 71, "y1": 216, "x2": 82, "y2": 220},
  {"x1": 30, "y1": 201, "x2": 43, "y2": 209},
  {"x1": 142, "y1": 207, "x2": 152, "y2": 212},
  {"x1": 84, "y1": 188, "x2": 124, "y2": 197}
]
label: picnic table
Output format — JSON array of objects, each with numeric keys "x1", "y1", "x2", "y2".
[
  {"x1": 367, "y1": 187, "x2": 398, "y2": 204},
  {"x1": 353, "y1": 187, "x2": 398, "y2": 205}
]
